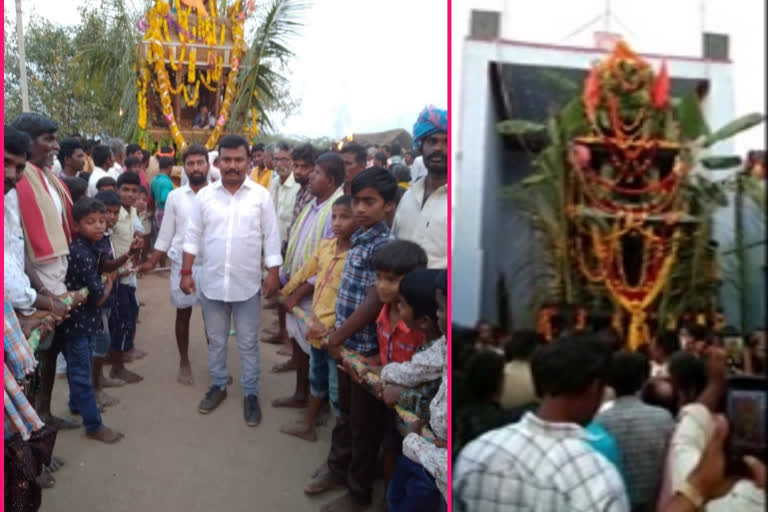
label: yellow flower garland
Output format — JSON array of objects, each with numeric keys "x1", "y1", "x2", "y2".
[
  {"x1": 182, "y1": 81, "x2": 201, "y2": 106},
  {"x1": 137, "y1": 66, "x2": 149, "y2": 130},
  {"x1": 199, "y1": 73, "x2": 217, "y2": 92},
  {"x1": 187, "y1": 47, "x2": 196, "y2": 83},
  {"x1": 140, "y1": 0, "x2": 250, "y2": 150}
]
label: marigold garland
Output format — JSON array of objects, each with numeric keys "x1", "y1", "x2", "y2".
[
  {"x1": 182, "y1": 81, "x2": 201, "y2": 106},
  {"x1": 139, "y1": 0, "x2": 252, "y2": 151},
  {"x1": 564, "y1": 42, "x2": 693, "y2": 349},
  {"x1": 187, "y1": 47, "x2": 196, "y2": 83},
  {"x1": 199, "y1": 73, "x2": 218, "y2": 92}
]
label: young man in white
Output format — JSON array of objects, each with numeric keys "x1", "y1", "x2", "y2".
[
  {"x1": 139, "y1": 143, "x2": 211, "y2": 386},
  {"x1": 180, "y1": 135, "x2": 282, "y2": 426}
]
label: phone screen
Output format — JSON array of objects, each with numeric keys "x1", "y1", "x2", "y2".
[
  {"x1": 726, "y1": 387, "x2": 766, "y2": 469},
  {"x1": 724, "y1": 336, "x2": 744, "y2": 364}
]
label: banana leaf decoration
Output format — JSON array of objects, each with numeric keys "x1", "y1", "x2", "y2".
[{"x1": 498, "y1": 60, "x2": 764, "y2": 332}]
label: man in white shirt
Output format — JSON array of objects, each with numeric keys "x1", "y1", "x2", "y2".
[
  {"x1": 140, "y1": 143, "x2": 211, "y2": 386},
  {"x1": 181, "y1": 134, "x2": 282, "y2": 427},
  {"x1": 392, "y1": 106, "x2": 448, "y2": 269},
  {"x1": 454, "y1": 335, "x2": 629, "y2": 512},
  {"x1": 107, "y1": 137, "x2": 126, "y2": 179},
  {"x1": 86, "y1": 144, "x2": 115, "y2": 197}
]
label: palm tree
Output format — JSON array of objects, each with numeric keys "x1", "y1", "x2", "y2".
[
  {"x1": 74, "y1": 0, "x2": 146, "y2": 140},
  {"x1": 227, "y1": 0, "x2": 308, "y2": 134}
]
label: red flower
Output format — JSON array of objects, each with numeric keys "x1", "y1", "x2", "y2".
[
  {"x1": 583, "y1": 67, "x2": 600, "y2": 122},
  {"x1": 652, "y1": 61, "x2": 669, "y2": 109}
]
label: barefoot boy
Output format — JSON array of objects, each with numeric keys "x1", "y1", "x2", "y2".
[
  {"x1": 279, "y1": 195, "x2": 357, "y2": 442},
  {"x1": 305, "y1": 167, "x2": 398, "y2": 512},
  {"x1": 108, "y1": 171, "x2": 145, "y2": 382},
  {"x1": 93, "y1": 190, "x2": 143, "y2": 403},
  {"x1": 60, "y1": 197, "x2": 124, "y2": 443}
]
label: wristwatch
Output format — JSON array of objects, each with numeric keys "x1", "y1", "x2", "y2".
[
  {"x1": 179, "y1": 268, "x2": 193, "y2": 276},
  {"x1": 674, "y1": 479, "x2": 705, "y2": 509}
]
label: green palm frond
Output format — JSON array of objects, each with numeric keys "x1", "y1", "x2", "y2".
[
  {"x1": 72, "y1": 0, "x2": 141, "y2": 139},
  {"x1": 227, "y1": 0, "x2": 308, "y2": 134}
]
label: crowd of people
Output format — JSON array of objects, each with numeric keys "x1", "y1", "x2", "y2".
[
  {"x1": 452, "y1": 314, "x2": 766, "y2": 511},
  {"x1": 4, "y1": 105, "x2": 448, "y2": 512}
]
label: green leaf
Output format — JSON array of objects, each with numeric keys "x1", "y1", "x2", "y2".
[
  {"x1": 536, "y1": 69, "x2": 579, "y2": 96},
  {"x1": 676, "y1": 91, "x2": 710, "y2": 141},
  {"x1": 497, "y1": 119, "x2": 547, "y2": 136},
  {"x1": 228, "y1": 0, "x2": 308, "y2": 134},
  {"x1": 700, "y1": 113, "x2": 766, "y2": 148},
  {"x1": 700, "y1": 156, "x2": 743, "y2": 170},
  {"x1": 559, "y1": 97, "x2": 589, "y2": 137},
  {"x1": 520, "y1": 174, "x2": 550, "y2": 186}
]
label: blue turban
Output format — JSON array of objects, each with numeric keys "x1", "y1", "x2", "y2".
[{"x1": 412, "y1": 105, "x2": 447, "y2": 149}]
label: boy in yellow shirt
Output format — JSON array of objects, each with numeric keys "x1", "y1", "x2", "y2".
[
  {"x1": 249, "y1": 142, "x2": 273, "y2": 189},
  {"x1": 279, "y1": 195, "x2": 357, "y2": 442}
]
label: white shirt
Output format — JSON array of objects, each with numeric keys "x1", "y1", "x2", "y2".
[
  {"x1": 87, "y1": 166, "x2": 110, "y2": 197},
  {"x1": 112, "y1": 206, "x2": 143, "y2": 287},
  {"x1": 410, "y1": 156, "x2": 428, "y2": 182},
  {"x1": 454, "y1": 413, "x2": 629, "y2": 512},
  {"x1": 392, "y1": 176, "x2": 447, "y2": 269},
  {"x1": 269, "y1": 172, "x2": 301, "y2": 243},
  {"x1": 183, "y1": 178, "x2": 282, "y2": 302},
  {"x1": 155, "y1": 185, "x2": 204, "y2": 263},
  {"x1": 650, "y1": 360, "x2": 668, "y2": 378},
  {"x1": 4, "y1": 190, "x2": 37, "y2": 314},
  {"x1": 52, "y1": 159, "x2": 63, "y2": 177},
  {"x1": 659, "y1": 403, "x2": 764, "y2": 511},
  {"x1": 108, "y1": 162, "x2": 123, "y2": 180}
]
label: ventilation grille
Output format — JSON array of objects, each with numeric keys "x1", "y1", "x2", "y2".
[{"x1": 470, "y1": 10, "x2": 501, "y2": 39}]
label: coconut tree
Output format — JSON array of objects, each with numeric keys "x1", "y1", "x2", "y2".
[
  {"x1": 74, "y1": 0, "x2": 145, "y2": 140},
  {"x1": 227, "y1": 0, "x2": 308, "y2": 135}
]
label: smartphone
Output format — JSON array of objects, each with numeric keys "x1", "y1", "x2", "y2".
[
  {"x1": 724, "y1": 376, "x2": 767, "y2": 476},
  {"x1": 723, "y1": 335, "x2": 744, "y2": 368}
]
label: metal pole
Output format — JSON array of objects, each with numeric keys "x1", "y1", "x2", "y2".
[{"x1": 15, "y1": 0, "x2": 30, "y2": 111}]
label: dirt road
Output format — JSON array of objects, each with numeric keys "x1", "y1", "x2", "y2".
[{"x1": 42, "y1": 272, "x2": 382, "y2": 512}]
